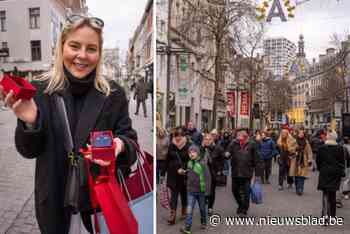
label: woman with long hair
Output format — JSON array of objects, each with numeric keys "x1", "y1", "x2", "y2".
[
  {"x1": 277, "y1": 128, "x2": 297, "y2": 190},
  {"x1": 1, "y1": 15, "x2": 138, "y2": 234},
  {"x1": 161, "y1": 126, "x2": 191, "y2": 225},
  {"x1": 289, "y1": 129, "x2": 312, "y2": 195}
]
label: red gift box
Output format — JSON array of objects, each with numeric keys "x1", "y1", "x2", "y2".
[
  {"x1": 0, "y1": 74, "x2": 36, "y2": 100},
  {"x1": 90, "y1": 131, "x2": 116, "y2": 161}
]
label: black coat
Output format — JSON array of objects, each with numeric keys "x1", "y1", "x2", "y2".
[
  {"x1": 162, "y1": 140, "x2": 191, "y2": 191},
  {"x1": 15, "y1": 82, "x2": 138, "y2": 234},
  {"x1": 200, "y1": 144, "x2": 225, "y2": 182},
  {"x1": 316, "y1": 144, "x2": 349, "y2": 191},
  {"x1": 227, "y1": 140, "x2": 261, "y2": 178}
]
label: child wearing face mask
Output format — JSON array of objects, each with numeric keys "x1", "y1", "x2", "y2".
[{"x1": 180, "y1": 145, "x2": 211, "y2": 234}]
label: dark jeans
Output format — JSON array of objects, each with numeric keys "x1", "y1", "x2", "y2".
[
  {"x1": 208, "y1": 179, "x2": 217, "y2": 209},
  {"x1": 262, "y1": 158, "x2": 272, "y2": 182},
  {"x1": 232, "y1": 177, "x2": 251, "y2": 213},
  {"x1": 135, "y1": 100, "x2": 147, "y2": 116},
  {"x1": 170, "y1": 187, "x2": 187, "y2": 210},
  {"x1": 278, "y1": 159, "x2": 294, "y2": 186},
  {"x1": 156, "y1": 160, "x2": 165, "y2": 184},
  {"x1": 295, "y1": 176, "x2": 305, "y2": 193},
  {"x1": 322, "y1": 191, "x2": 336, "y2": 217},
  {"x1": 185, "y1": 192, "x2": 207, "y2": 228}
]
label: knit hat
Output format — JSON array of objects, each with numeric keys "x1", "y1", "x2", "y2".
[{"x1": 188, "y1": 144, "x2": 200, "y2": 154}]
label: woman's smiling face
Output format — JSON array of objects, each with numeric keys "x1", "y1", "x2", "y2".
[{"x1": 63, "y1": 25, "x2": 100, "y2": 79}]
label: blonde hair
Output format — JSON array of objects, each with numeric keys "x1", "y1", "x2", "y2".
[{"x1": 36, "y1": 18, "x2": 110, "y2": 96}]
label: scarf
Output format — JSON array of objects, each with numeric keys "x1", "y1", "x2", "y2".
[
  {"x1": 296, "y1": 136, "x2": 306, "y2": 167},
  {"x1": 64, "y1": 65, "x2": 96, "y2": 96}
]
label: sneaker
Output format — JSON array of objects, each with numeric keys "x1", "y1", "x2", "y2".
[
  {"x1": 180, "y1": 226, "x2": 191, "y2": 234},
  {"x1": 201, "y1": 223, "x2": 207, "y2": 230},
  {"x1": 278, "y1": 185, "x2": 283, "y2": 191}
]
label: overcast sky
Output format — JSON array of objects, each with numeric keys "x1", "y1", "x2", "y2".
[
  {"x1": 86, "y1": 0, "x2": 149, "y2": 61},
  {"x1": 264, "y1": 0, "x2": 350, "y2": 61}
]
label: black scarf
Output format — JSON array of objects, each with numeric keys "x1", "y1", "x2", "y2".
[
  {"x1": 296, "y1": 137, "x2": 306, "y2": 167},
  {"x1": 64, "y1": 65, "x2": 96, "y2": 96}
]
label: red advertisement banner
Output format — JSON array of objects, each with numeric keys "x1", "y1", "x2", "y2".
[
  {"x1": 226, "y1": 92, "x2": 235, "y2": 117},
  {"x1": 240, "y1": 91, "x2": 249, "y2": 116}
]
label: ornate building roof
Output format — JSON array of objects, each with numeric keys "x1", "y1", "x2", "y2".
[{"x1": 288, "y1": 35, "x2": 310, "y2": 79}]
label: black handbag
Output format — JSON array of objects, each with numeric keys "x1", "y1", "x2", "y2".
[{"x1": 55, "y1": 94, "x2": 80, "y2": 214}]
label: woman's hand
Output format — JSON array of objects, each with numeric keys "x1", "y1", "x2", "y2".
[
  {"x1": 0, "y1": 87, "x2": 38, "y2": 124},
  {"x1": 83, "y1": 138, "x2": 125, "y2": 167},
  {"x1": 177, "y1": 168, "x2": 186, "y2": 175}
]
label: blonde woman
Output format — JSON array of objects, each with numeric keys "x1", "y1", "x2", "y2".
[
  {"x1": 0, "y1": 15, "x2": 138, "y2": 234},
  {"x1": 277, "y1": 128, "x2": 297, "y2": 190}
]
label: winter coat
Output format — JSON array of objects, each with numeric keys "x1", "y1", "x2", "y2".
[
  {"x1": 15, "y1": 82, "x2": 138, "y2": 234},
  {"x1": 289, "y1": 138, "x2": 312, "y2": 177},
  {"x1": 316, "y1": 143, "x2": 349, "y2": 191},
  {"x1": 186, "y1": 159, "x2": 211, "y2": 195},
  {"x1": 227, "y1": 139, "x2": 261, "y2": 178},
  {"x1": 186, "y1": 128, "x2": 203, "y2": 146},
  {"x1": 162, "y1": 138, "x2": 191, "y2": 191},
  {"x1": 260, "y1": 137, "x2": 278, "y2": 160},
  {"x1": 134, "y1": 80, "x2": 148, "y2": 101},
  {"x1": 277, "y1": 134, "x2": 297, "y2": 165},
  {"x1": 156, "y1": 135, "x2": 169, "y2": 161},
  {"x1": 200, "y1": 144, "x2": 225, "y2": 183}
]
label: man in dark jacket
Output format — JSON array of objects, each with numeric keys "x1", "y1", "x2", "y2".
[
  {"x1": 134, "y1": 76, "x2": 148, "y2": 117},
  {"x1": 186, "y1": 121, "x2": 203, "y2": 146},
  {"x1": 311, "y1": 129, "x2": 325, "y2": 171},
  {"x1": 260, "y1": 131, "x2": 278, "y2": 184},
  {"x1": 227, "y1": 128, "x2": 261, "y2": 216}
]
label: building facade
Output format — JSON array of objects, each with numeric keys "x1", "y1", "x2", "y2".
[
  {"x1": 0, "y1": 0, "x2": 85, "y2": 74},
  {"x1": 128, "y1": 0, "x2": 153, "y2": 83},
  {"x1": 263, "y1": 37, "x2": 297, "y2": 79}
]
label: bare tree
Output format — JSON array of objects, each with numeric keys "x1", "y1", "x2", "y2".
[
  {"x1": 176, "y1": 0, "x2": 257, "y2": 129},
  {"x1": 264, "y1": 77, "x2": 293, "y2": 115}
]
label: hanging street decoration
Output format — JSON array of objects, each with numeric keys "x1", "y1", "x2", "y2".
[{"x1": 256, "y1": 0, "x2": 296, "y2": 22}]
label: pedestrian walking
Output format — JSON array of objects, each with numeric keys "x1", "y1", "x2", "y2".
[
  {"x1": 0, "y1": 15, "x2": 138, "y2": 234},
  {"x1": 200, "y1": 133, "x2": 224, "y2": 215},
  {"x1": 342, "y1": 136, "x2": 350, "y2": 200},
  {"x1": 316, "y1": 130, "x2": 350, "y2": 220},
  {"x1": 289, "y1": 129, "x2": 313, "y2": 195},
  {"x1": 134, "y1": 76, "x2": 148, "y2": 117},
  {"x1": 157, "y1": 127, "x2": 169, "y2": 184},
  {"x1": 180, "y1": 144, "x2": 211, "y2": 234},
  {"x1": 227, "y1": 128, "x2": 261, "y2": 216},
  {"x1": 185, "y1": 121, "x2": 203, "y2": 146},
  {"x1": 161, "y1": 127, "x2": 191, "y2": 225},
  {"x1": 277, "y1": 128, "x2": 297, "y2": 190},
  {"x1": 311, "y1": 129, "x2": 326, "y2": 171},
  {"x1": 260, "y1": 131, "x2": 278, "y2": 184}
]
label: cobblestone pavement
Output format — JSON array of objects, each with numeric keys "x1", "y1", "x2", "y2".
[
  {"x1": 157, "y1": 162, "x2": 350, "y2": 234},
  {"x1": 0, "y1": 94, "x2": 153, "y2": 234}
]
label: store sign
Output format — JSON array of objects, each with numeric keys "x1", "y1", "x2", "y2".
[
  {"x1": 240, "y1": 91, "x2": 249, "y2": 116},
  {"x1": 227, "y1": 92, "x2": 236, "y2": 117},
  {"x1": 176, "y1": 79, "x2": 191, "y2": 106},
  {"x1": 180, "y1": 55, "x2": 188, "y2": 71}
]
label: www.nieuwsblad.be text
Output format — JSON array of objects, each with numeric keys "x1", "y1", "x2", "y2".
[{"x1": 209, "y1": 214, "x2": 344, "y2": 227}]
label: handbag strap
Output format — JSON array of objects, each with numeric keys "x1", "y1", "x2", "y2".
[{"x1": 54, "y1": 94, "x2": 76, "y2": 164}]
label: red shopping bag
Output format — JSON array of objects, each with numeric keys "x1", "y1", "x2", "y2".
[
  {"x1": 83, "y1": 156, "x2": 138, "y2": 234},
  {"x1": 121, "y1": 142, "x2": 154, "y2": 200},
  {"x1": 159, "y1": 180, "x2": 170, "y2": 210},
  {"x1": 94, "y1": 175, "x2": 138, "y2": 234}
]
